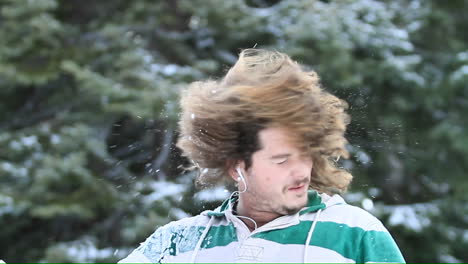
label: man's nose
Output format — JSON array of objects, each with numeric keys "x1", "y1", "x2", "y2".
[{"x1": 291, "y1": 159, "x2": 312, "y2": 178}]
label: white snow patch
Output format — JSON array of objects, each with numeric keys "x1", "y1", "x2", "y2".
[
  {"x1": 39, "y1": 122, "x2": 51, "y2": 133},
  {"x1": 0, "y1": 194, "x2": 14, "y2": 216},
  {"x1": 450, "y1": 65, "x2": 468, "y2": 83},
  {"x1": 1, "y1": 162, "x2": 14, "y2": 171},
  {"x1": 149, "y1": 63, "x2": 201, "y2": 78},
  {"x1": 170, "y1": 207, "x2": 191, "y2": 220},
  {"x1": 356, "y1": 151, "x2": 371, "y2": 165},
  {"x1": 252, "y1": 7, "x2": 275, "y2": 17},
  {"x1": 143, "y1": 54, "x2": 152, "y2": 64},
  {"x1": 194, "y1": 186, "x2": 230, "y2": 202},
  {"x1": 21, "y1": 135, "x2": 38, "y2": 147},
  {"x1": 9, "y1": 140, "x2": 22, "y2": 150},
  {"x1": 385, "y1": 54, "x2": 421, "y2": 71},
  {"x1": 17, "y1": 167, "x2": 27, "y2": 177},
  {"x1": 162, "y1": 64, "x2": 178, "y2": 75},
  {"x1": 57, "y1": 238, "x2": 114, "y2": 262},
  {"x1": 50, "y1": 134, "x2": 61, "y2": 144},
  {"x1": 362, "y1": 198, "x2": 374, "y2": 211},
  {"x1": 368, "y1": 187, "x2": 381, "y2": 198},
  {"x1": 463, "y1": 230, "x2": 468, "y2": 242},
  {"x1": 403, "y1": 72, "x2": 425, "y2": 86},
  {"x1": 383, "y1": 203, "x2": 439, "y2": 232},
  {"x1": 456, "y1": 51, "x2": 468, "y2": 61},
  {"x1": 343, "y1": 192, "x2": 366, "y2": 204},
  {"x1": 407, "y1": 21, "x2": 422, "y2": 32},
  {"x1": 439, "y1": 254, "x2": 462, "y2": 263},
  {"x1": 1, "y1": 162, "x2": 28, "y2": 177},
  {"x1": 139, "y1": 181, "x2": 187, "y2": 205},
  {"x1": 387, "y1": 28, "x2": 408, "y2": 40}
]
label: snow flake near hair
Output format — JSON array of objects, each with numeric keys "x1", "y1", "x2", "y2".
[{"x1": 177, "y1": 49, "x2": 352, "y2": 194}]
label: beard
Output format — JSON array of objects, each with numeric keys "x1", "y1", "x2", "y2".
[
  {"x1": 242, "y1": 172, "x2": 310, "y2": 216},
  {"x1": 276, "y1": 195, "x2": 308, "y2": 215},
  {"x1": 275, "y1": 178, "x2": 311, "y2": 215},
  {"x1": 281, "y1": 206, "x2": 303, "y2": 215},
  {"x1": 248, "y1": 185, "x2": 309, "y2": 216}
]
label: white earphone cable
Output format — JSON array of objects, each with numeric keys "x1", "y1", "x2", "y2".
[{"x1": 228, "y1": 167, "x2": 258, "y2": 230}]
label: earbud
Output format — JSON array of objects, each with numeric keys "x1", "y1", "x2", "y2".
[
  {"x1": 235, "y1": 167, "x2": 244, "y2": 181},
  {"x1": 235, "y1": 167, "x2": 247, "y2": 193}
]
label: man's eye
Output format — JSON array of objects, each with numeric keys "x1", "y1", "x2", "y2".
[{"x1": 274, "y1": 158, "x2": 288, "y2": 164}]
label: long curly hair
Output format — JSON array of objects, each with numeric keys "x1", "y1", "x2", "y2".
[{"x1": 177, "y1": 49, "x2": 352, "y2": 194}]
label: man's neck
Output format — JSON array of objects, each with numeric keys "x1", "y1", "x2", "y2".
[{"x1": 235, "y1": 197, "x2": 282, "y2": 232}]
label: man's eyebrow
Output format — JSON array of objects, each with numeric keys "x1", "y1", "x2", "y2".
[{"x1": 270, "y1": 153, "x2": 291, "y2": 159}]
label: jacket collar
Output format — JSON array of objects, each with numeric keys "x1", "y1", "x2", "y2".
[{"x1": 299, "y1": 190, "x2": 326, "y2": 215}]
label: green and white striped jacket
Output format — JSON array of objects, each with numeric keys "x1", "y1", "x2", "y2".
[{"x1": 120, "y1": 191, "x2": 405, "y2": 263}]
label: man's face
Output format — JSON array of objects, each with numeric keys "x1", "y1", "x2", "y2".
[{"x1": 240, "y1": 127, "x2": 312, "y2": 215}]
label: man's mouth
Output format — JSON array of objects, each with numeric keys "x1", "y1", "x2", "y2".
[{"x1": 288, "y1": 184, "x2": 306, "y2": 192}]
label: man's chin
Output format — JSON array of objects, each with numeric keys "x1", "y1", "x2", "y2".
[
  {"x1": 281, "y1": 200, "x2": 307, "y2": 215},
  {"x1": 281, "y1": 206, "x2": 302, "y2": 215}
]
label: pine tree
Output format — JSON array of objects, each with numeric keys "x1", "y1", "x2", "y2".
[{"x1": 1, "y1": 0, "x2": 467, "y2": 262}]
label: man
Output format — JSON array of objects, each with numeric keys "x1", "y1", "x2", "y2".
[{"x1": 120, "y1": 49, "x2": 405, "y2": 263}]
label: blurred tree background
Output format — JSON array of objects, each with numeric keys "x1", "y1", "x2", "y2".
[{"x1": 1, "y1": 0, "x2": 467, "y2": 262}]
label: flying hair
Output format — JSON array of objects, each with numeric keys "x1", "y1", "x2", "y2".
[{"x1": 177, "y1": 49, "x2": 352, "y2": 194}]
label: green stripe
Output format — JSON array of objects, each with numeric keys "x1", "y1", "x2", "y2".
[
  {"x1": 207, "y1": 197, "x2": 232, "y2": 216},
  {"x1": 252, "y1": 221, "x2": 404, "y2": 263},
  {"x1": 358, "y1": 228, "x2": 405, "y2": 263},
  {"x1": 201, "y1": 223, "x2": 238, "y2": 249},
  {"x1": 299, "y1": 190, "x2": 325, "y2": 215},
  {"x1": 252, "y1": 221, "x2": 311, "y2": 245},
  {"x1": 310, "y1": 221, "x2": 362, "y2": 261}
]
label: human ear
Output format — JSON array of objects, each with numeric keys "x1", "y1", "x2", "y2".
[{"x1": 227, "y1": 160, "x2": 245, "y2": 182}]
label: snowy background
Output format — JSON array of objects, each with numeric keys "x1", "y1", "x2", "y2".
[{"x1": 1, "y1": 0, "x2": 467, "y2": 262}]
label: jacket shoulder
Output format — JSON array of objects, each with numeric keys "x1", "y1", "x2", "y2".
[
  {"x1": 120, "y1": 213, "x2": 212, "y2": 263},
  {"x1": 320, "y1": 202, "x2": 387, "y2": 231}
]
